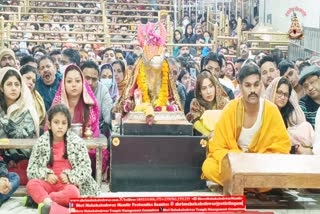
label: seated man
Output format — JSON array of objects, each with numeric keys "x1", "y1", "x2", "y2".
[
  {"x1": 36, "y1": 56, "x2": 62, "y2": 111},
  {"x1": 202, "y1": 64, "x2": 291, "y2": 186},
  {"x1": 0, "y1": 48, "x2": 17, "y2": 68},
  {"x1": 298, "y1": 65, "x2": 320, "y2": 128},
  {"x1": 0, "y1": 154, "x2": 20, "y2": 207},
  {"x1": 81, "y1": 61, "x2": 113, "y2": 137}
]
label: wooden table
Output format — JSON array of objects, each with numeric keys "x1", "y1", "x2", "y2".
[
  {"x1": 221, "y1": 153, "x2": 320, "y2": 195},
  {"x1": 0, "y1": 137, "x2": 107, "y2": 186}
]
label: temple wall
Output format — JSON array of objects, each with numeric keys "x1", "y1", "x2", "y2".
[{"x1": 264, "y1": 0, "x2": 319, "y2": 30}]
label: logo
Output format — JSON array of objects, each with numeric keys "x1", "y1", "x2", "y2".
[
  {"x1": 285, "y1": 7, "x2": 306, "y2": 40},
  {"x1": 288, "y1": 12, "x2": 304, "y2": 40}
]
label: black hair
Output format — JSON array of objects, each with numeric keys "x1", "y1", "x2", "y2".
[
  {"x1": 201, "y1": 52, "x2": 222, "y2": 70},
  {"x1": 235, "y1": 58, "x2": 246, "y2": 64},
  {"x1": 31, "y1": 45, "x2": 44, "y2": 55},
  {"x1": 100, "y1": 64, "x2": 113, "y2": 77},
  {"x1": 125, "y1": 53, "x2": 138, "y2": 66},
  {"x1": 277, "y1": 77, "x2": 294, "y2": 128},
  {"x1": 177, "y1": 68, "x2": 190, "y2": 82},
  {"x1": 278, "y1": 59, "x2": 295, "y2": 76},
  {"x1": 218, "y1": 54, "x2": 226, "y2": 66},
  {"x1": 19, "y1": 64, "x2": 37, "y2": 76},
  {"x1": 38, "y1": 55, "x2": 55, "y2": 66},
  {"x1": 80, "y1": 60, "x2": 99, "y2": 75},
  {"x1": 243, "y1": 58, "x2": 257, "y2": 66},
  {"x1": 271, "y1": 48, "x2": 284, "y2": 66},
  {"x1": 47, "y1": 104, "x2": 71, "y2": 166},
  {"x1": 20, "y1": 55, "x2": 37, "y2": 67},
  {"x1": 114, "y1": 49, "x2": 123, "y2": 55},
  {"x1": 259, "y1": 55, "x2": 276, "y2": 67},
  {"x1": 0, "y1": 69, "x2": 22, "y2": 114},
  {"x1": 238, "y1": 64, "x2": 261, "y2": 84},
  {"x1": 33, "y1": 48, "x2": 47, "y2": 56},
  {"x1": 49, "y1": 50, "x2": 61, "y2": 56},
  {"x1": 112, "y1": 60, "x2": 126, "y2": 74},
  {"x1": 62, "y1": 48, "x2": 81, "y2": 66},
  {"x1": 30, "y1": 23, "x2": 39, "y2": 31},
  {"x1": 195, "y1": 35, "x2": 205, "y2": 41},
  {"x1": 101, "y1": 48, "x2": 115, "y2": 59},
  {"x1": 220, "y1": 47, "x2": 229, "y2": 54}
]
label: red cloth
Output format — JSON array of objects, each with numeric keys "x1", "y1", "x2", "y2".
[
  {"x1": 8, "y1": 160, "x2": 29, "y2": 185},
  {"x1": 72, "y1": 98, "x2": 84, "y2": 124},
  {"x1": 27, "y1": 179, "x2": 80, "y2": 206},
  {"x1": 48, "y1": 141, "x2": 72, "y2": 179}
]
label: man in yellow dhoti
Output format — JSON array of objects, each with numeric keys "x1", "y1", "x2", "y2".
[{"x1": 202, "y1": 64, "x2": 291, "y2": 186}]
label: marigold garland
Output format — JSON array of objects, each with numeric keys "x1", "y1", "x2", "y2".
[{"x1": 136, "y1": 60, "x2": 169, "y2": 107}]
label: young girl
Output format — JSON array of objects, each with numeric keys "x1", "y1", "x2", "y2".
[{"x1": 25, "y1": 104, "x2": 100, "y2": 213}]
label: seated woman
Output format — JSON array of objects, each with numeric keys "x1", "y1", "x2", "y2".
[
  {"x1": 112, "y1": 60, "x2": 128, "y2": 98},
  {"x1": 20, "y1": 65, "x2": 46, "y2": 130},
  {"x1": 48, "y1": 64, "x2": 108, "y2": 178},
  {"x1": 173, "y1": 29, "x2": 183, "y2": 57},
  {"x1": 265, "y1": 77, "x2": 314, "y2": 154},
  {"x1": 0, "y1": 67, "x2": 39, "y2": 185},
  {"x1": 186, "y1": 70, "x2": 229, "y2": 136},
  {"x1": 99, "y1": 63, "x2": 119, "y2": 104}
]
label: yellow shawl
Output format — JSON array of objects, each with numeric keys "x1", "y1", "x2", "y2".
[
  {"x1": 207, "y1": 98, "x2": 291, "y2": 172},
  {"x1": 32, "y1": 90, "x2": 46, "y2": 126}
]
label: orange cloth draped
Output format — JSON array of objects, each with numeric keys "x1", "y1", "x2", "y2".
[{"x1": 202, "y1": 98, "x2": 291, "y2": 185}]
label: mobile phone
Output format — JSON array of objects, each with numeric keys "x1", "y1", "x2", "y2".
[{"x1": 190, "y1": 68, "x2": 197, "y2": 78}]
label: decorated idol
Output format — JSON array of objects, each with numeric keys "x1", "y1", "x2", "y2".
[{"x1": 114, "y1": 22, "x2": 182, "y2": 125}]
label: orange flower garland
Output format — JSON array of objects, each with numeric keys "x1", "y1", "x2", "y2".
[
  {"x1": 136, "y1": 60, "x2": 169, "y2": 107},
  {"x1": 137, "y1": 63, "x2": 151, "y2": 103}
]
